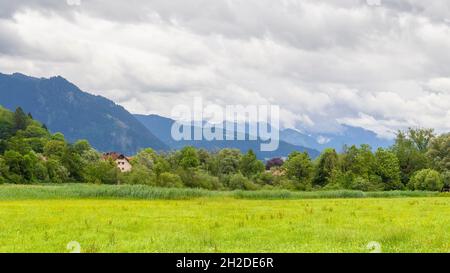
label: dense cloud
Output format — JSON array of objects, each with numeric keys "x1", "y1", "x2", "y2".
[{"x1": 0, "y1": 0, "x2": 449, "y2": 138}]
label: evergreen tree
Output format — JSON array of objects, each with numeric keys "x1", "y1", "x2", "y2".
[{"x1": 13, "y1": 107, "x2": 28, "y2": 132}]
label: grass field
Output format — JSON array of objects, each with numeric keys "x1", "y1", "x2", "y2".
[{"x1": 0, "y1": 185, "x2": 449, "y2": 253}]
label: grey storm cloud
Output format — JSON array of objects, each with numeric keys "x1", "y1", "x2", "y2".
[{"x1": 0, "y1": 0, "x2": 449, "y2": 138}]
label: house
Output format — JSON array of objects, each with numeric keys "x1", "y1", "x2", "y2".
[
  {"x1": 102, "y1": 152, "x2": 133, "y2": 172},
  {"x1": 267, "y1": 168, "x2": 286, "y2": 177}
]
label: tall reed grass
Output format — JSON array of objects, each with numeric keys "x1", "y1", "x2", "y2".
[{"x1": 0, "y1": 184, "x2": 444, "y2": 200}]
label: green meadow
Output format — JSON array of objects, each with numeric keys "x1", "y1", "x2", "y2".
[{"x1": 0, "y1": 185, "x2": 449, "y2": 253}]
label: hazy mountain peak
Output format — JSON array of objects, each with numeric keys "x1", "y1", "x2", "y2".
[{"x1": 0, "y1": 72, "x2": 168, "y2": 155}]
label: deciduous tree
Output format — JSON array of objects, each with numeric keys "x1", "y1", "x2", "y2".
[
  {"x1": 375, "y1": 148, "x2": 403, "y2": 190},
  {"x1": 313, "y1": 148, "x2": 339, "y2": 187},
  {"x1": 284, "y1": 151, "x2": 314, "y2": 189},
  {"x1": 239, "y1": 149, "x2": 265, "y2": 178},
  {"x1": 427, "y1": 133, "x2": 449, "y2": 173},
  {"x1": 408, "y1": 169, "x2": 443, "y2": 191}
]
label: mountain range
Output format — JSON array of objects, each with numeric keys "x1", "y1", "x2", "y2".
[
  {"x1": 0, "y1": 72, "x2": 168, "y2": 155},
  {"x1": 0, "y1": 72, "x2": 393, "y2": 158},
  {"x1": 280, "y1": 126, "x2": 393, "y2": 153},
  {"x1": 134, "y1": 114, "x2": 319, "y2": 159}
]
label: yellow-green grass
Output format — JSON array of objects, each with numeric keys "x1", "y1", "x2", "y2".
[{"x1": 0, "y1": 197, "x2": 449, "y2": 253}]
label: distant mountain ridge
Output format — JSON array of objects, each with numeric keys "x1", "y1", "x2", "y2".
[
  {"x1": 0, "y1": 72, "x2": 392, "y2": 158},
  {"x1": 134, "y1": 114, "x2": 392, "y2": 157},
  {"x1": 280, "y1": 126, "x2": 393, "y2": 152},
  {"x1": 0, "y1": 72, "x2": 168, "y2": 155},
  {"x1": 135, "y1": 114, "x2": 320, "y2": 159}
]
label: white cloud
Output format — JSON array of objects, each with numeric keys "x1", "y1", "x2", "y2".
[
  {"x1": 0, "y1": 0, "x2": 449, "y2": 138},
  {"x1": 317, "y1": 135, "x2": 331, "y2": 145},
  {"x1": 66, "y1": 0, "x2": 81, "y2": 7}
]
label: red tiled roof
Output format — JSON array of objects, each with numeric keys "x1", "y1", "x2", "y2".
[{"x1": 102, "y1": 152, "x2": 129, "y2": 161}]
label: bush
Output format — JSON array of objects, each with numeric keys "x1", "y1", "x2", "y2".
[
  {"x1": 192, "y1": 170, "x2": 222, "y2": 190},
  {"x1": 120, "y1": 166, "x2": 156, "y2": 186},
  {"x1": 45, "y1": 158, "x2": 69, "y2": 184},
  {"x1": 158, "y1": 172, "x2": 183, "y2": 188},
  {"x1": 132, "y1": 148, "x2": 157, "y2": 170},
  {"x1": 408, "y1": 169, "x2": 444, "y2": 191},
  {"x1": 227, "y1": 173, "x2": 258, "y2": 191},
  {"x1": 84, "y1": 160, "x2": 119, "y2": 185},
  {"x1": 273, "y1": 178, "x2": 297, "y2": 190},
  {"x1": 0, "y1": 156, "x2": 8, "y2": 182},
  {"x1": 6, "y1": 173, "x2": 23, "y2": 184},
  {"x1": 351, "y1": 176, "x2": 374, "y2": 191},
  {"x1": 326, "y1": 171, "x2": 384, "y2": 192},
  {"x1": 33, "y1": 162, "x2": 49, "y2": 182},
  {"x1": 255, "y1": 171, "x2": 276, "y2": 186},
  {"x1": 177, "y1": 169, "x2": 221, "y2": 190},
  {"x1": 177, "y1": 169, "x2": 196, "y2": 188},
  {"x1": 442, "y1": 171, "x2": 450, "y2": 188},
  {"x1": 350, "y1": 175, "x2": 386, "y2": 192},
  {"x1": 3, "y1": 150, "x2": 23, "y2": 176}
]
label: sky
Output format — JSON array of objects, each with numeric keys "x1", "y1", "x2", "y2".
[{"x1": 0, "y1": 0, "x2": 449, "y2": 139}]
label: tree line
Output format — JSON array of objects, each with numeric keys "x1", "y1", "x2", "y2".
[{"x1": 0, "y1": 106, "x2": 449, "y2": 191}]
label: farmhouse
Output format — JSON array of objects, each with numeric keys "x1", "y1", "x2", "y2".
[
  {"x1": 102, "y1": 152, "x2": 133, "y2": 172},
  {"x1": 268, "y1": 168, "x2": 286, "y2": 177}
]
